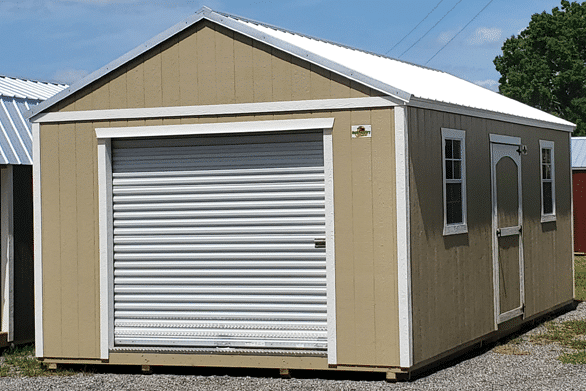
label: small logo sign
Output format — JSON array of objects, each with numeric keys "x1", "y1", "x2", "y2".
[{"x1": 352, "y1": 125, "x2": 371, "y2": 138}]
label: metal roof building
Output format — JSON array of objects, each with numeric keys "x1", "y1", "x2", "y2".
[
  {"x1": 28, "y1": 7, "x2": 576, "y2": 379},
  {"x1": 572, "y1": 137, "x2": 586, "y2": 169},
  {"x1": 0, "y1": 75, "x2": 66, "y2": 348},
  {"x1": 0, "y1": 76, "x2": 67, "y2": 164}
]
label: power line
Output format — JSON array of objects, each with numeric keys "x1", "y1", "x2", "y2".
[
  {"x1": 385, "y1": 0, "x2": 446, "y2": 55},
  {"x1": 399, "y1": 0, "x2": 463, "y2": 59},
  {"x1": 426, "y1": 0, "x2": 495, "y2": 65}
]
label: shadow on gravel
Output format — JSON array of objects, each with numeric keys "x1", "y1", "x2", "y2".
[
  {"x1": 53, "y1": 301, "x2": 581, "y2": 383},
  {"x1": 411, "y1": 300, "x2": 580, "y2": 381},
  {"x1": 59, "y1": 364, "x2": 388, "y2": 382}
]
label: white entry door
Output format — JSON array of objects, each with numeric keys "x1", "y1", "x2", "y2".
[{"x1": 491, "y1": 139, "x2": 524, "y2": 324}]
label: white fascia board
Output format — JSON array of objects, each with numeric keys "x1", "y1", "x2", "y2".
[
  {"x1": 32, "y1": 122, "x2": 43, "y2": 357},
  {"x1": 96, "y1": 117, "x2": 335, "y2": 139},
  {"x1": 394, "y1": 105, "x2": 413, "y2": 368},
  {"x1": 32, "y1": 97, "x2": 397, "y2": 124},
  {"x1": 409, "y1": 97, "x2": 576, "y2": 133}
]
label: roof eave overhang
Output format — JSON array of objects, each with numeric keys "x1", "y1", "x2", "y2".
[
  {"x1": 27, "y1": 7, "x2": 411, "y2": 121},
  {"x1": 409, "y1": 97, "x2": 576, "y2": 133}
]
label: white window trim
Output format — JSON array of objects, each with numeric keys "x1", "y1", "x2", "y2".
[
  {"x1": 540, "y1": 140, "x2": 556, "y2": 222},
  {"x1": 96, "y1": 117, "x2": 337, "y2": 363},
  {"x1": 442, "y1": 128, "x2": 468, "y2": 235}
]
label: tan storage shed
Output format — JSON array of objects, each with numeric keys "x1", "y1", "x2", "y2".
[{"x1": 28, "y1": 7, "x2": 575, "y2": 378}]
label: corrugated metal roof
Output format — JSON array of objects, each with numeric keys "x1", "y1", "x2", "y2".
[
  {"x1": 0, "y1": 75, "x2": 67, "y2": 101},
  {"x1": 0, "y1": 77, "x2": 67, "y2": 165},
  {"x1": 28, "y1": 7, "x2": 576, "y2": 132},
  {"x1": 572, "y1": 137, "x2": 586, "y2": 169}
]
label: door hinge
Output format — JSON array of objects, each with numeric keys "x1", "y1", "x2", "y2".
[{"x1": 314, "y1": 238, "x2": 326, "y2": 249}]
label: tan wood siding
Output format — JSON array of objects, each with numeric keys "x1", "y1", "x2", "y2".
[
  {"x1": 39, "y1": 108, "x2": 400, "y2": 367},
  {"x1": 39, "y1": 17, "x2": 398, "y2": 366},
  {"x1": 40, "y1": 122, "x2": 102, "y2": 359},
  {"x1": 40, "y1": 123, "x2": 62, "y2": 357},
  {"x1": 408, "y1": 107, "x2": 573, "y2": 365},
  {"x1": 54, "y1": 21, "x2": 382, "y2": 113}
]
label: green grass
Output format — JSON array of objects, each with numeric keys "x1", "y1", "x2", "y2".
[
  {"x1": 0, "y1": 344, "x2": 75, "y2": 377},
  {"x1": 559, "y1": 350, "x2": 586, "y2": 364},
  {"x1": 576, "y1": 256, "x2": 586, "y2": 302},
  {"x1": 521, "y1": 257, "x2": 586, "y2": 364}
]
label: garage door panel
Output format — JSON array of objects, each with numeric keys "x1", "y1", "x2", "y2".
[
  {"x1": 114, "y1": 131, "x2": 323, "y2": 149},
  {"x1": 112, "y1": 131, "x2": 327, "y2": 355}
]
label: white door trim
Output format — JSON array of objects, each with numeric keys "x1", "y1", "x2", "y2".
[
  {"x1": 96, "y1": 117, "x2": 337, "y2": 362},
  {"x1": 490, "y1": 137, "x2": 524, "y2": 327}
]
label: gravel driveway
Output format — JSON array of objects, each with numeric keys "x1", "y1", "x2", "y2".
[{"x1": 1, "y1": 303, "x2": 585, "y2": 391}]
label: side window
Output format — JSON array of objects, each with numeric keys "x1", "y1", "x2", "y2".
[
  {"x1": 540, "y1": 140, "x2": 555, "y2": 222},
  {"x1": 442, "y1": 128, "x2": 467, "y2": 235}
]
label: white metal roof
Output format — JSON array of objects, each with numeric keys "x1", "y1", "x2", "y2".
[
  {"x1": 0, "y1": 77, "x2": 67, "y2": 165},
  {"x1": 28, "y1": 7, "x2": 576, "y2": 132},
  {"x1": 572, "y1": 137, "x2": 586, "y2": 169},
  {"x1": 0, "y1": 75, "x2": 67, "y2": 101}
]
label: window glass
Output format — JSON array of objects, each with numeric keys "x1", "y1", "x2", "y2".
[
  {"x1": 539, "y1": 140, "x2": 555, "y2": 221},
  {"x1": 442, "y1": 128, "x2": 467, "y2": 235}
]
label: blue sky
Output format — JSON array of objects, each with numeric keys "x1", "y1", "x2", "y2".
[{"x1": 1, "y1": 0, "x2": 567, "y2": 91}]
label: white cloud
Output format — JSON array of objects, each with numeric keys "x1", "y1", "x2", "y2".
[
  {"x1": 474, "y1": 79, "x2": 499, "y2": 91},
  {"x1": 52, "y1": 69, "x2": 90, "y2": 85},
  {"x1": 467, "y1": 27, "x2": 502, "y2": 46},
  {"x1": 437, "y1": 30, "x2": 455, "y2": 45}
]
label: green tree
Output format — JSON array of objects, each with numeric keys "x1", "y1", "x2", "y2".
[{"x1": 494, "y1": 1, "x2": 586, "y2": 136}]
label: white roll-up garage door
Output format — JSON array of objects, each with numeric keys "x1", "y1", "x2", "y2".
[{"x1": 111, "y1": 131, "x2": 327, "y2": 355}]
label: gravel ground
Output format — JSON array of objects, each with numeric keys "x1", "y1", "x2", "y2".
[{"x1": 1, "y1": 303, "x2": 585, "y2": 391}]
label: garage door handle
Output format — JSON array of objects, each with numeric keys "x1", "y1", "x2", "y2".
[
  {"x1": 314, "y1": 238, "x2": 326, "y2": 249},
  {"x1": 497, "y1": 226, "x2": 522, "y2": 237}
]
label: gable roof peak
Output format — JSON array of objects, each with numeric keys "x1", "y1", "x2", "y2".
[{"x1": 27, "y1": 6, "x2": 575, "y2": 131}]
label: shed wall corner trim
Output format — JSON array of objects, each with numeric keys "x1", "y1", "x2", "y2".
[
  {"x1": 394, "y1": 105, "x2": 413, "y2": 368},
  {"x1": 32, "y1": 122, "x2": 43, "y2": 358}
]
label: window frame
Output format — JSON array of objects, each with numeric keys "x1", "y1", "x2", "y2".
[
  {"x1": 539, "y1": 140, "x2": 556, "y2": 222},
  {"x1": 442, "y1": 128, "x2": 468, "y2": 235}
]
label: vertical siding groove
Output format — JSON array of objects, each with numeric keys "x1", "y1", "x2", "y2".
[{"x1": 161, "y1": 37, "x2": 181, "y2": 108}]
